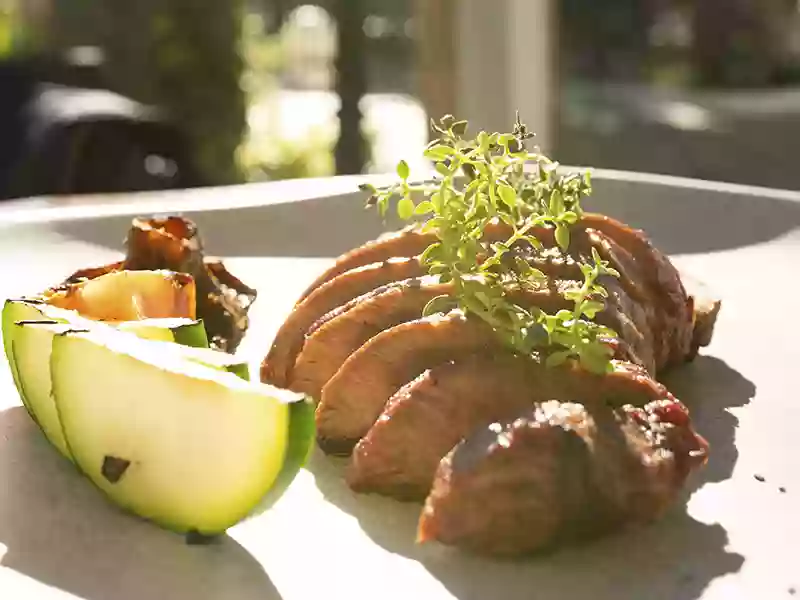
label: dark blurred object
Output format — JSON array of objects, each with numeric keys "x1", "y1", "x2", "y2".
[
  {"x1": 691, "y1": 0, "x2": 793, "y2": 88},
  {"x1": 561, "y1": 0, "x2": 653, "y2": 82},
  {"x1": 333, "y1": 0, "x2": 368, "y2": 175},
  {"x1": 0, "y1": 53, "x2": 204, "y2": 201}
]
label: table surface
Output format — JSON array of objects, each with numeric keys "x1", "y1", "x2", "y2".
[{"x1": 0, "y1": 170, "x2": 799, "y2": 600}]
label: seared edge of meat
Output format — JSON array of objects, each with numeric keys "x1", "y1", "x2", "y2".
[
  {"x1": 293, "y1": 268, "x2": 632, "y2": 399},
  {"x1": 416, "y1": 398, "x2": 708, "y2": 556}
]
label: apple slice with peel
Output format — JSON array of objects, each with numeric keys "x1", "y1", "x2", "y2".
[
  {"x1": 13, "y1": 321, "x2": 79, "y2": 458},
  {"x1": 11, "y1": 320, "x2": 250, "y2": 462},
  {"x1": 50, "y1": 327, "x2": 308, "y2": 535},
  {"x1": 3, "y1": 299, "x2": 209, "y2": 425}
]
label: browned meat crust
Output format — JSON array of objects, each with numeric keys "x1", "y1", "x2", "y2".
[
  {"x1": 261, "y1": 258, "x2": 425, "y2": 387},
  {"x1": 416, "y1": 398, "x2": 708, "y2": 556},
  {"x1": 288, "y1": 215, "x2": 695, "y2": 375},
  {"x1": 259, "y1": 202, "x2": 719, "y2": 556},
  {"x1": 290, "y1": 270, "x2": 577, "y2": 400},
  {"x1": 347, "y1": 354, "x2": 671, "y2": 501},
  {"x1": 292, "y1": 256, "x2": 653, "y2": 404}
]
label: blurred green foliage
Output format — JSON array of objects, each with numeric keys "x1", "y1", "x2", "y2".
[{"x1": 237, "y1": 10, "x2": 374, "y2": 182}]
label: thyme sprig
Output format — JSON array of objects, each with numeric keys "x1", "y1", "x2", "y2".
[{"x1": 359, "y1": 114, "x2": 619, "y2": 374}]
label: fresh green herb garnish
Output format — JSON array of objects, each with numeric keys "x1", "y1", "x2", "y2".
[{"x1": 359, "y1": 114, "x2": 620, "y2": 374}]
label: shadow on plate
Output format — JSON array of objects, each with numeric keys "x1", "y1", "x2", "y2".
[
  {"x1": 661, "y1": 355, "x2": 755, "y2": 488},
  {"x1": 0, "y1": 406, "x2": 282, "y2": 600},
  {"x1": 46, "y1": 174, "x2": 800, "y2": 259},
  {"x1": 308, "y1": 355, "x2": 751, "y2": 600}
]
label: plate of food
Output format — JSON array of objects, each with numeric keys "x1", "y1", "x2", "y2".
[{"x1": 0, "y1": 115, "x2": 798, "y2": 600}]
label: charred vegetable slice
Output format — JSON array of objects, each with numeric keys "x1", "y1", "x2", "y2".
[
  {"x1": 64, "y1": 216, "x2": 257, "y2": 352},
  {"x1": 44, "y1": 269, "x2": 197, "y2": 322}
]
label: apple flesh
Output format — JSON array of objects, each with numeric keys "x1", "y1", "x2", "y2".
[{"x1": 50, "y1": 327, "x2": 308, "y2": 535}]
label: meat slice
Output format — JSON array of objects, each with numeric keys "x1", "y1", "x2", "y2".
[
  {"x1": 316, "y1": 311, "x2": 500, "y2": 455},
  {"x1": 261, "y1": 257, "x2": 424, "y2": 387},
  {"x1": 347, "y1": 354, "x2": 671, "y2": 501},
  {"x1": 298, "y1": 225, "x2": 436, "y2": 301},
  {"x1": 416, "y1": 398, "x2": 708, "y2": 556},
  {"x1": 288, "y1": 276, "x2": 449, "y2": 398},
  {"x1": 578, "y1": 229, "x2": 666, "y2": 371},
  {"x1": 580, "y1": 214, "x2": 694, "y2": 368}
]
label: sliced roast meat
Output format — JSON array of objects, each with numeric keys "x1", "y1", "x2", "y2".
[
  {"x1": 297, "y1": 220, "x2": 529, "y2": 301},
  {"x1": 305, "y1": 273, "x2": 433, "y2": 339},
  {"x1": 347, "y1": 354, "x2": 671, "y2": 501},
  {"x1": 288, "y1": 276, "x2": 448, "y2": 398},
  {"x1": 576, "y1": 229, "x2": 666, "y2": 370},
  {"x1": 261, "y1": 257, "x2": 425, "y2": 387},
  {"x1": 316, "y1": 311, "x2": 501, "y2": 455},
  {"x1": 298, "y1": 225, "x2": 436, "y2": 302},
  {"x1": 313, "y1": 265, "x2": 656, "y2": 458},
  {"x1": 512, "y1": 242, "x2": 656, "y2": 373},
  {"x1": 581, "y1": 214, "x2": 694, "y2": 368},
  {"x1": 295, "y1": 214, "x2": 695, "y2": 370},
  {"x1": 416, "y1": 398, "x2": 708, "y2": 556}
]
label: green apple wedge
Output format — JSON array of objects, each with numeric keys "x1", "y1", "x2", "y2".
[
  {"x1": 10, "y1": 319, "x2": 249, "y2": 462},
  {"x1": 3, "y1": 299, "x2": 209, "y2": 421},
  {"x1": 49, "y1": 326, "x2": 312, "y2": 535}
]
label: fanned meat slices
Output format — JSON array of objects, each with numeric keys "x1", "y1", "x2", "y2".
[
  {"x1": 316, "y1": 303, "x2": 636, "y2": 456},
  {"x1": 416, "y1": 398, "x2": 709, "y2": 556},
  {"x1": 347, "y1": 354, "x2": 671, "y2": 501},
  {"x1": 291, "y1": 270, "x2": 601, "y2": 400},
  {"x1": 261, "y1": 257, "x2": 425, "y2": 387},
  {"x1": 256, "y1": 179, "x2": 720, "y2": 556}
]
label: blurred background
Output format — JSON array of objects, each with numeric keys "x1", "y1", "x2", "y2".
[{"x1": 2, "y1": 0, "x2": 800, "y2": 200}]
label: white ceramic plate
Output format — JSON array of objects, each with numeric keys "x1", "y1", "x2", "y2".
[{"x1": 0, "y1": 170, "x2": 798, "y2": 600}]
